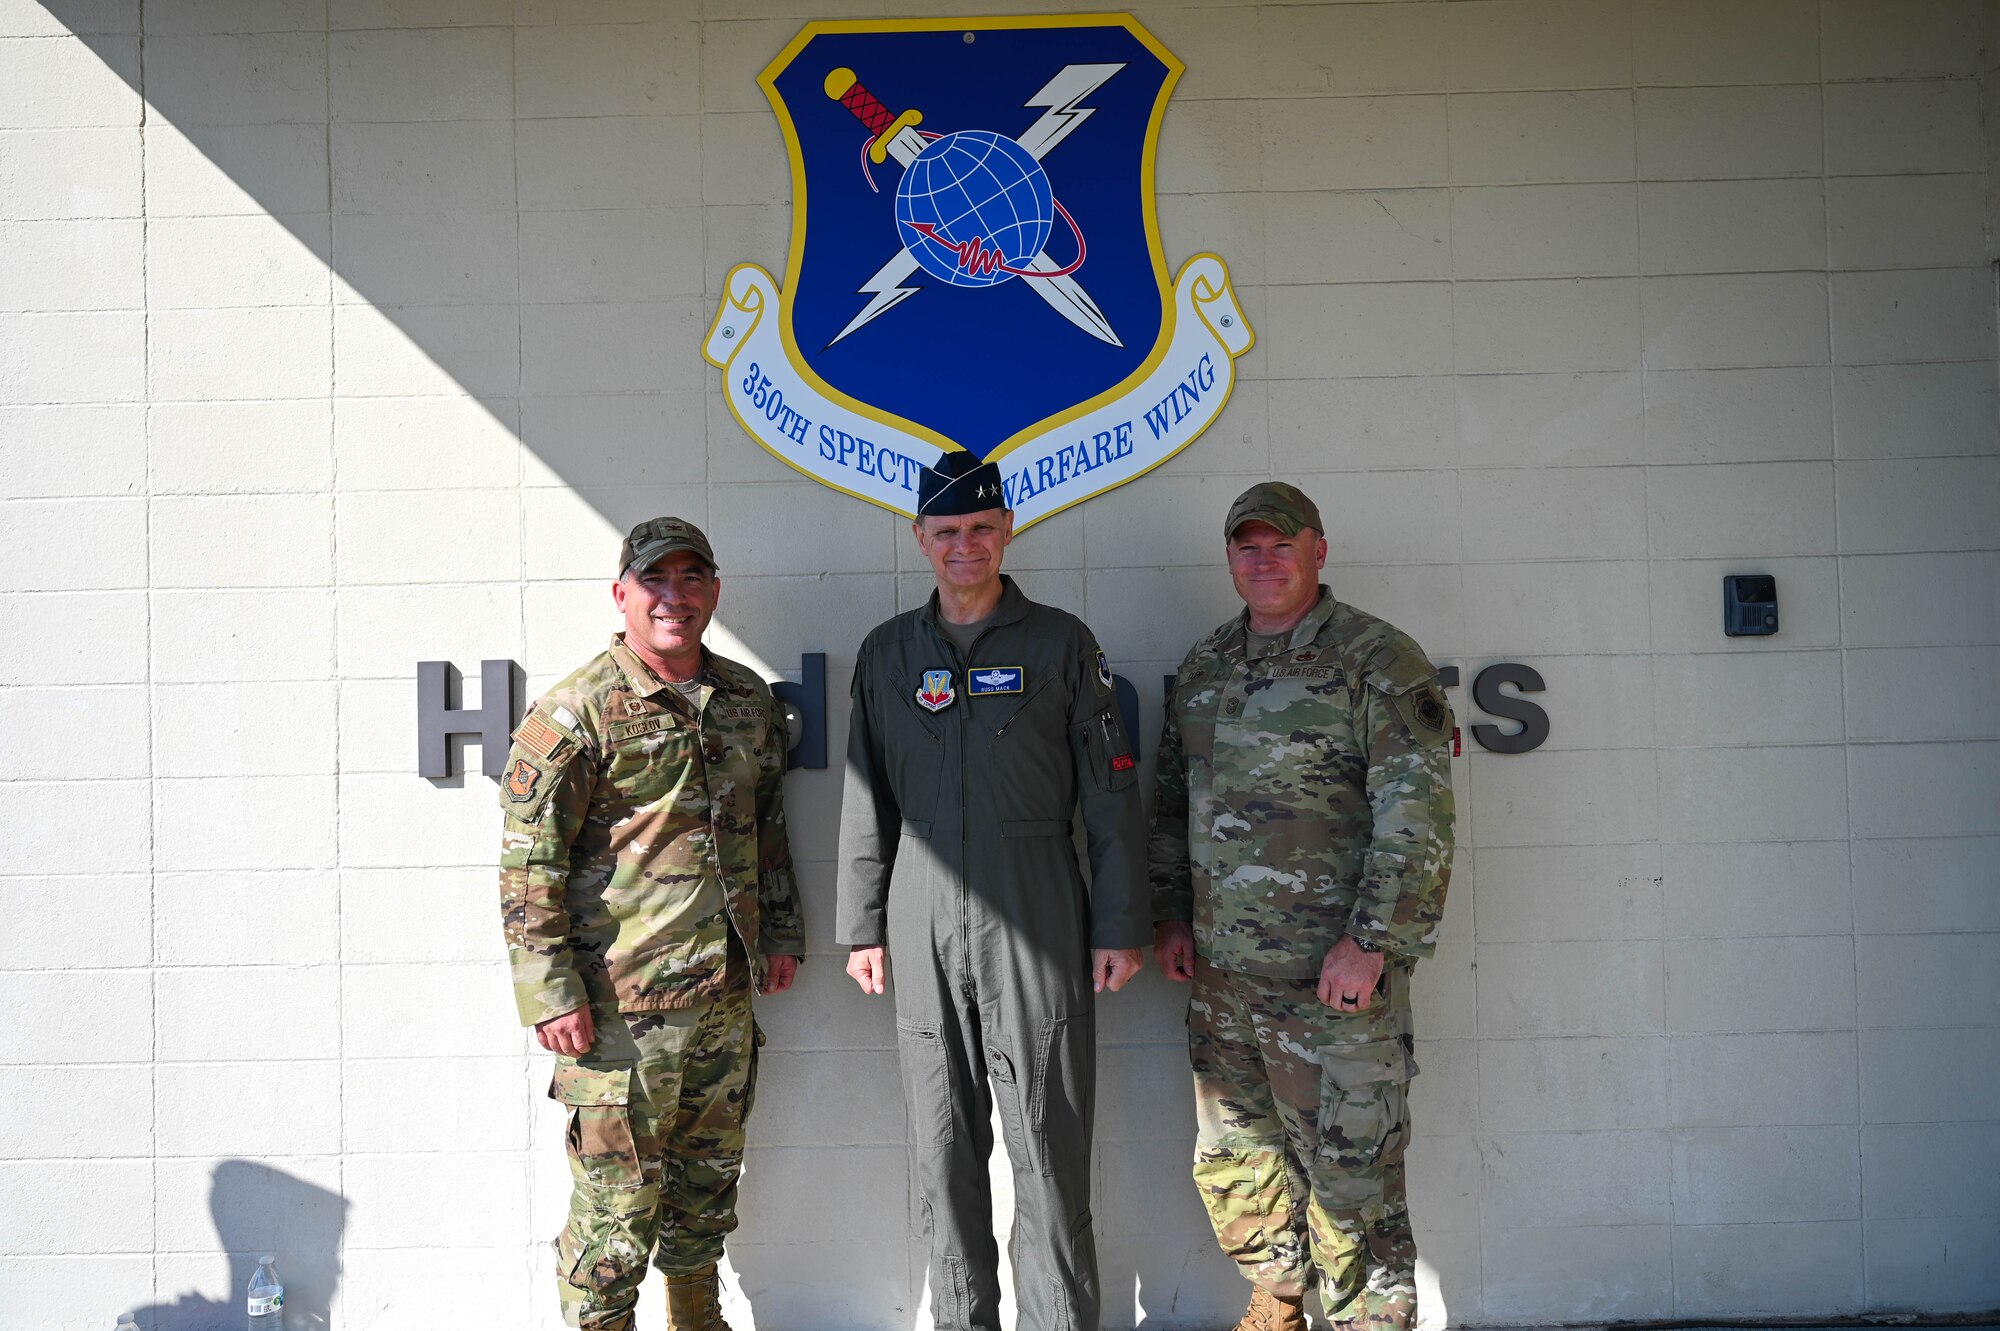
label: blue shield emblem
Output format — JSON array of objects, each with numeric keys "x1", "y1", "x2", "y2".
[{"x1": 705, "y1": 16, "x2": 1255, "y2": 527}]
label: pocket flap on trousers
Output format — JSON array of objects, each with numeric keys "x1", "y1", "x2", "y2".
[
  {"x1": 1318, "y1": 1038, "x2": 1414, "y2": 1088},
  {"x1": 549, "y1": 1062, "x2": 633, "y2": 1106}
]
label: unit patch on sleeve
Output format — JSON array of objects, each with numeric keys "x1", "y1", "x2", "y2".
[
  {"x1": 1095, "y1": 650, "x2": 1114, "y2": 690},
  {"x1": 1415, "y1": 691, "x2": 1447, "y2": 730},
  {"x1": 1397, "y1": 684, "x2": 1454, "y2": 747},
  {"x1": 968, "y1": 666, "x2": 1025, "y2": 696},
  {"x1": 505, "y1": 757, "x2": 543, "y2": 802}
]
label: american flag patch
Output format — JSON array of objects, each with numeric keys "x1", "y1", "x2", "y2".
[{"x1": 514, "y1": 711, "x2": 571, "y2": 761}]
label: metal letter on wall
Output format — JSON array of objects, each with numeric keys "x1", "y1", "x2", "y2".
[
  {"x1": 417, "y1": 660, "x2": 519, "y2": 779},
  {"x1": 1470, "y1": 663, "x2": 1551, "y2": 755}
]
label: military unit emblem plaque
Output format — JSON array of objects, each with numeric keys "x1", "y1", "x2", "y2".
[{"x1": 704, "y1": 14, "x2": 1255, "y2": 529}]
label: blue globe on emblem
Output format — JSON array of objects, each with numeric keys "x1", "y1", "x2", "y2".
[{"x1": 895, "y1": 130, "x2": 1055, "y2": 289}]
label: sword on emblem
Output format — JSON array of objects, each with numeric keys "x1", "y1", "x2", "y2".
[{"x1": 822, "y1": 65, "x2": 1125, "y2": 348}]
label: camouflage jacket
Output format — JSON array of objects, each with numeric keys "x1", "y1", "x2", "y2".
[
  {"x1": 1148, "y1": 588, "x2": 1455, "y2": 976},
  {"x1": 497, "y1": 635, "x2": 805, "y2": 1027}
]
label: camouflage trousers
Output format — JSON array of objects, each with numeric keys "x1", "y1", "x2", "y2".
[
  {"x1": 1187, "y1": 961, "x2": 1418, "y2": 1331},
  {"x1": 548, "y1": 992, "x2": 763, "y2": 1331}
]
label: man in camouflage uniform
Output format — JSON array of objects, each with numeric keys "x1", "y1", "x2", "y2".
[
  {"x1": 1149, "y1": 483, "x2": 1455, "y2": 1331},
  {"x1": 497, "y1": 517, "x2": 805, "y2": 1331}
]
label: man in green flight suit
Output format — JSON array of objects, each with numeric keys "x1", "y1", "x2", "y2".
[
  {"x1": 837, "y1": 451, "x2": 1150, "y2": 1331},
  {"x1": 497, "y1": 517, "x2": 805, "y2": 1331},
  {"x1": 1150, "y1": 483, "x2": 1456, "y2": 1331}
]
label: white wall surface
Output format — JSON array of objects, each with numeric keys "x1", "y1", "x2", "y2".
[{"x1": 1, "y1": 1, "x2": 1997, "y2": 1328}]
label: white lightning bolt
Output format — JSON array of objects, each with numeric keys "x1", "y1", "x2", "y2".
[
  {"x1": 829, "y1": 250, "x2": 922, "y2": 347},
  {"x1": 1014, "y1": 63, "x2": 1125, "y2": 160}
]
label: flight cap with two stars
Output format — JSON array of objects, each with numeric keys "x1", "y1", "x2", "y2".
[{"x1": 916, "y1": 450, "x2": 1007, "y2": 518}]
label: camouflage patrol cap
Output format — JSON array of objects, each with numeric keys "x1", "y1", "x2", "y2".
[
  {"x1": 1225, "y1": 481, "x2": 1322, "y2": 539},
  {"x1": 619, "y1": 516, "x2": 717, "y2": 577}
]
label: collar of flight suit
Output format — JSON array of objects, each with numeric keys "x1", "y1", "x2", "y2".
[
  {"x1": 1229, "y1": 584, "x2": 1339, "y2": 662},
  {"x1": 918, "y1": 572, "x2": 1033, "y2": 640},
  {"x1": 607, "y1": 633, "x2": 721, "y2": 702}
]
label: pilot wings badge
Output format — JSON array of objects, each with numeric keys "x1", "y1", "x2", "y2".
[
  {"x1": 968, "y1": 666, "x2": 1025, "y2": 695},
  {"x1": 703, "y1": 15, "x2": 1254, "y2": 530}
]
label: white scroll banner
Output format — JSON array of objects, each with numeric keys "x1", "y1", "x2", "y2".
[{"x1": 704, "y1": 253, "x2": 1254, "y2": 529}]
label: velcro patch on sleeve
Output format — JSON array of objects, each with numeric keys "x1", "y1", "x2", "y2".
[
  {"x1": 505, "y1": 756, "x2": 545, "y2": 802},
  {"x1": 514, "y1": 710, "x2": 572, "y2": 762},
  {"x1": 1111, "y1": 753, "x2": 1136, "y2": 772},
  {"x1": 1394, "y1": 684, "x2": 1454, "y2": 747}
]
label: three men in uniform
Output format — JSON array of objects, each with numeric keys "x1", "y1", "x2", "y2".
[{"x1": 498, "y1": 472, "x2": 1455, "y2": 1331}]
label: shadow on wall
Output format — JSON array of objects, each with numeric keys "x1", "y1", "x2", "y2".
[
  {"x1": 125, "y1": 1160, "x2": 349, "y2": 1331},
  {"x1": 55, "y1": 3, "x2": 771, "y2": 530}
]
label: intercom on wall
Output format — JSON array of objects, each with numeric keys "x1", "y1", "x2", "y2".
[{"x1": 1723, "y1": 574, "x2": 1779, "y2": 637}]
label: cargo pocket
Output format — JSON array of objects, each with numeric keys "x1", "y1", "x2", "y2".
[
  {"x1": 1031, "y1": 1015, "x2": 1091, "y2": 1179},
  {"x1": 940, "y1": 1252, "x2": 971, "y2": 1328},
  {"x1": 897, "y1": 1020, "x2": 955, "y2": 1147},
  {"x1": 551, "y1": 1063, "x2": 641, "y2": 1186},
  {"x1": 1313, "y1": 1038, "x2": 1413, "y2": 1209},
  {"x1": 988, "y1": 1039, "x2": 1029, "y2": 1168},
  {"x1": 550, "y1": 1063, "x2": 655, "y2": 1294}
]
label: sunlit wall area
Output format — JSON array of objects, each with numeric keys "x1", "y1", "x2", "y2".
[{"x1": 1, "y1": 2, "x2": 1996, "y2": 1329}]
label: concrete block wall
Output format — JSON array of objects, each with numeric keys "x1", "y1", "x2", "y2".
[{"x1": 1, "y1": 1, "x2": 1996, "y2": 1328}]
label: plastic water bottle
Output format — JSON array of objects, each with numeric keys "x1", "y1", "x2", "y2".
[{"x1": 247, "y1": 1255, "x2": 284, "y2": 1328}]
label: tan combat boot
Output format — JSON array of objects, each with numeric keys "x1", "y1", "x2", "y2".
[
  {"x1": 1232, "y1": 1285, "x2": 1308, "y2": 1331},
  {"x1": 663, "y1": 1264, "x2": 733, "y2": 1331}
]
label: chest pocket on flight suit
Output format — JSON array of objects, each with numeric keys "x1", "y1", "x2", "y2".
[
  {"x1": 885, "y1": 686, "x2": 944, "y2": 823},
  {"x1": 985, "y1": 674, "x2": 1071, "y2": 820}
]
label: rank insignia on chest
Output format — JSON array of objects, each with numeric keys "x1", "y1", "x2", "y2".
[
  {"x1": 968, "y1": 666, "x2": 1024, "y2": 696},
  {"x1": 1095, "y1": 650, "x2": 1113, "y2": 689},
  {"x1": 505, "y1": 758, "x2": 542, "y2": 802},
  {"x1": 915, "y1": 668, "x2": 957, "y2": 712}
]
